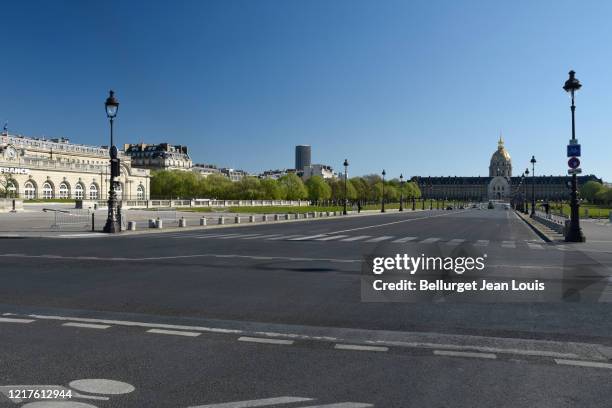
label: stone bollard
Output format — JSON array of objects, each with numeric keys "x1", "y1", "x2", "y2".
[
  {"x1": 312, "y1": 212, "x2": 317, "y2": 218},
  {"x1": 263, "y1": 214, "x2": 268, "y2": 222},
  {"x1": 274, "y1": 214, "x2": 279, "y2": 221},
  {"x1": 319, "y1": 212, "x2": 324, "y2": 217},
  {"x1": 249, "y1": 215, "x2": 255, "y2": 223},
  {"x1": 294, "y1": 213, "x2": 299, "y2": 219},
  {"x1": 156, "y1": 218, "x2": 163, "y2": 229},
  {"x1": 218, "y1": 216, "x2": 225, "y2": 225},
  {"x1": 200, "y1": 217, "x2": 207, "y2": 226},
  {"x1": 179, "y1": 217, "x2": 187, "y2": 227},
  {"x1": 128, "y1": 221, "x2": 136, "y2": 231},
  {"x1": 284, "y1": 214, "x2": 290, "y2": 220},
  {"x1": 235, "y1": 216, "x2": 241, "y2": 224},
  {"x1": 326, "y1": 211, "x2": 330, "y2": 217},
  {"x1": 148, "y1": 219, "x2": 156, "y2": 228}
]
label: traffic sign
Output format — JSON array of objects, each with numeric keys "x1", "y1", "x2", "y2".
[
  {"x1": 568, "y1": 168, "x2": 582, "y2": 175},
  {"x1": 568, "y1": 157, "x2": 580, "y2": 169},
  {"x1": 567, "y1": 144, "x2": 581, "y2": 157}
]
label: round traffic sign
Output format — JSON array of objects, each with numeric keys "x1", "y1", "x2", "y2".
[{"x1": 568, "y1": 157, "x2": 580, "y2": 169}]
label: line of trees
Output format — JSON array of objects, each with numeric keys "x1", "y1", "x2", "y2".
[
  {"x1": 580, "y1": 181, "x2": 612, "y2": 205},
  {"x1": 150, "y1": 170, "x2": 421, "y2": 203}
]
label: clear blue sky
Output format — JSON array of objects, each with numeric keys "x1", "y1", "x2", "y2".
[{"x1": 1, "y1": 0, "x2": 611, "y2": 181}]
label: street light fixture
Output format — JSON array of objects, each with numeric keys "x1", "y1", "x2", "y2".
[
  {"x1": 563, "y1": 70, "x2": 586, "y2": 242},
  {"x1": 381, "y1": 169, "x2": 386, "y2": 213},
  {"x1": 399, "y1": 173, "x2": 404, "y2": 212},
  {"x1": 524, "y1": 168, "x2": 529, "y2": 214},
  {"x1": 530, "y1": 155, "x2": 536, "y2": 217},
  {"x1": 343, "y1": 159, "x2": 349, "y2": 215},
  {"x1": 103, "y1": 90, "x2": 122, "y2": 233}
]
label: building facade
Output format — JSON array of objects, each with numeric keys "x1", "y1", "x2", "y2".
[
  {"x1": 295, "y1": 145, "x2": 311, "y2": 172},
  {"x1": 413, "y1": 137, "x2": 601, "y2": 201},
  {"x1": 124, "y1": 143, "x2": 192, "y2": 171},
  {"x1": 301, "y1": 164, "x2": 335, "y2": 180},
  {"x1": 0, "y1": 133, "x2": 150, "y2": 200}
]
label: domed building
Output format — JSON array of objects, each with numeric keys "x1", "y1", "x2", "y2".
[{"x1": 412, "y1": 136, "x2": 600, "y2": 203}]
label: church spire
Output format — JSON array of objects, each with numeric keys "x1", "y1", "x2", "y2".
[{"x1": 498, "y1": 132, "x2": 504, "y2": 149}]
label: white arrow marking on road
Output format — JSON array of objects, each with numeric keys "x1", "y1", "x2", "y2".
[
  {"x1": 340, "y1": 235, "x2": 372, "y2": 242},
  {"x1": 364, "y1": 236, "x2": 394, "y2": 243},
  {"x1": 391, "y1": 236, "x2": 416, "y2": 243},
  {"x1": 189, "y1": 396, "x2": 314, "y2": 408}
]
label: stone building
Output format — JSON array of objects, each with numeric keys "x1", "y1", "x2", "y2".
[{"x1": 124, "y1": 143, "x2": 192, "y2": 171}]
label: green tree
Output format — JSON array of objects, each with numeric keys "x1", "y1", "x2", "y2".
[
  {"x1": 305, "y1": 176, "x2": 331, "y2": 204},
  {"x1": 580, "y1": 181, "x2": 604, "y2": 203},
  {"x1": 279, "y1": 173, "x2": 307, "y2": 200},
  {"x1": 260, "y1": 178, "x2": 284, "y2": 200}
]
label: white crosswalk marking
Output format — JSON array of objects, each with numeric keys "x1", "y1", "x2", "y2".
[
  {"x1": 341, "y1": 235, "x2": 372, "y2": 242},
  {"x1": 501, "y1": 241, "x2": 516, "y2": 248},
  {"x1": 474, "y1": 240, "x2": 489, "y2": 246},
  {"x1": 316, "y1": 235, "x2": 349, "y2": 241},
  {"x1": 242, "y1": 234, "x2": 281, "y2": 240},
  {"x1": 391, "y1": 236, "x2": 417, "y2": 243},
  {"x1": 267, "y1": 235, "x2": 303, "y2": 240},
  {"x1": 365, "y1": 236, "x2": 394, "y2": 243},
  {"x1": 289, "y1": 234, "x2": 327, "y2": 241},
  {"x1": 446, "y1": 239, "x2": 465, "y2": 245},
  {"x1": 420, "y1": 237, "x2": 440, "y2": 244},
  {"x1": 218, "y1": 234, "x2": 260, "y2": 239},
  {"x1": 300, "y1": 403, "x2": 374, "y2": 408},
  {"x1": 189, "y1": 396, "x2": 314, "y2": 408},
  {"x1": 527, "y1": 243, "x2": 544, "y2": 250},
  {"x1": 194, "y1": 233, "x2": 242, "y2": 239}
]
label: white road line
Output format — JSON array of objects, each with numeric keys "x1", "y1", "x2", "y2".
[
  {"x1": 218, "y1": 234, "x2": 259, "y2": 239},
  {"x1": 501, "y1": 241, "x2": 516, "y2": 248},
  {"x1": 340, "y1": 235, "x2": 372, "y2": 242},
  {"x1": 242, "y1": 234, "x2": 281, "y2": 240},
  {"x1": 433, "y1": 350, "x2": 497, "y2": 359},
  {"x1": 62, "y1": 322, "x2": 111, "y2": 330},
  {"x1": 189, "y1": 396, "x2": 314, "y2": 408},
  {"x1": 147, "y1": 329, "x2": 201, "y2": 337},
  {"x1": 238, "y1": 336, "x2": 294, "y2": 345},
  {"x1": 420, "y1": 237, "x2": 440, "y2": 244},
  {"x1": 0, "y1": 317, "x2": 35, "y2": 324},
  {"x1": 300, "y1": 403, "x2": 373, "y2": 408},
  {"x1": 474, "y1": 240, "x2": 489, "y2": 246},
  {"x1": 334, "y1": 344, "x2": 388, "y2": 352},
  {"x1": 446, "y1": 239, "x2": 466, "y2": 245},
  {"x1": 267, "y1": 235, "x2": 303, "y2": 240},
  {"x1": 289, "y1": 234, "x2": 327, "y2": 241},
  {"x1": 364, "y1": 236, "x2": 394, "y2": 243},
  {"x1": 57, "y1": 233, "x2": 108, "y2": 238},
  {"x1": 527, "y1": 243, "x2": 544, "y2": 250},
  {"x1": 189, "y1": 233, "x2": 242, "y2": 239},
  {"x1": 316, "y1": 235, "x2": 349, "y2": 241},
  {"x1": 554, "y1": 359, "x2": 612, "y2": 369},
  {"x1": 391, "y1": 236, "x2": 417, "y2": 243}
]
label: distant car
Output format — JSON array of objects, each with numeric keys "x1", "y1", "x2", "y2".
[
  {"x1": 503, "y1": 204, "x2": 510, "y2": 210},
  {"x1": 487, "y1": 202, "x2": 495, "y2": 209}
]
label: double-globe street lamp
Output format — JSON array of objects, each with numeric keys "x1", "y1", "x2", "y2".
[
  {"x1": 399, "y1": 174, "x2": 404, "y2": 212},
  {"x1": 563, "y1": 70, "x2": 586, "y2": 242},
  {"x1": 381, "y1": 169, "x2": 386, "y2": 213},
  {"x1": 343, "y1": 159, "x2": 349, "y2": 215},
  {"x1": 530, "y1": 155, "x2": 536, "y2": 217},
  {"x1": 103, "y1": 90, "x2": 122, "y2": 233}
]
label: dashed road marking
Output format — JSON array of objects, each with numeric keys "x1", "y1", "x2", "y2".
[
  {"x1": 554, "y1": 359, "x2": 612, "y2": 369},
  {"x1": 300, "y1": 403, "x2": 374, "y2": 408},
  {"x1": 501, "y1": 241, "x2": 516, "y2": 248},
  {"x1": 289, "y1": 234, "x2": 327, "y2": 241},
  {"x1": 62, "y1": 322, "x2": 111, "y2": 330},
  {"x1": 147, "y1": 329, "x2": 201, "y2": 337},
  {"x1": 391, "y1": 236, "x2": 417, "y2": 243},
  {"x1": 316, "y1": 235, "x2": 349, "y2": 241},
  {"x1": 433, "y1": 350, "x2": 497, "y2": 359},
  {"x1": 365, "y1": 236, "x2": 393, "y2": 243},
  {"x1": 474, "y1": 240, "x2": 489, "y2": 246},
  {"x1": 238, "y1": 336, "x2": 294, "y2": 345},
  {"x1": 446, "y1": 239, "x2": 466, "y2": 245},
  {"x1": 218, "y1": 233, "x2": 262, "y2": 239},
  {"x1": 0, "y1": 317, "x2": 35, "y2": 324},
  {"x1": 267, "y1": 235, "x2": 303, "y2": 240},
  {"x1": 334, "y1": 344, "x2": 388, "y2": 352},
  {"x1": 242, "y1": 234, "x2": 281, "y2": 240},
  {"x1": 420, "y1": 237, "x2": 440, "y2": 244},
  {"x1": 341, "y1": 235, "x2": 372, "y2": 242},
  {"x1": 188, "y1": 397, "x2": 314, "y2": 408}
]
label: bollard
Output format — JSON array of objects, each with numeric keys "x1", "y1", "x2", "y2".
[
  {"x1": 284, "y1": 214, "x2": 290, "y2": 220},
  {"x1": 326, "y1": 211, "x2": 330, "y2": 217},
  {"x1": 179, "y1": 217, "x2": 187, "y2": 227},
  {"x1": 156, "y1": 218, "x2": 163, "y2": 229},
  {"x1": 274, "y1": 214, "x2": 279, "y2": 221},
  {"x1": 218, "y1": 216, "x2": 225, "y2": 225},
  {"x1": 128, "y1": 221, "x2": 136, "y2": 231},
  {"x1": 149, "y1": 219, "x2": 156, "y2": 228},
  {"x1": 263, "y1": 214, "x2": 268, "y2": 222},
  {"x1": 91, "y1": 213, "x2": 95, "y2": 232},
  {"x1": 235, "y1": 216, "x2": 241, "y2": 224},
  {"x1": 319, "y1": 212, "x2": 324, "y2": 217},
  {"x1": 312, "y1": 212, "x2": 317, "y2": 218},
  {"x1": 200, "y1": 217, "x2": 207, "y2": 226},
  {"x1": 249, "y1": 215, "x2": 255, "y2": 223},
  {"x1": 294, "y1": 213, "x2": 299, "y2": 219}
]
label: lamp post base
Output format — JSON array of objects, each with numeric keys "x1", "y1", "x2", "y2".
[
  {"x1": 103, "y1": 194, "x2": 122, "y2": 233},
  {"x1": 565, "y1": 228, "x2": 586, "y2": 243}
]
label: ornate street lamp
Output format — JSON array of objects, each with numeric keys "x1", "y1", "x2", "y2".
[
  {"x1": 343, "y1": 159, "x2": 349, "y2": 215},
  {"x1": 103, "y1": 90, "x2": 122, "y2": 233},
  {"x1": 399, "y1": 173, "x2": 404, "y2": 212},
  {"x1": 530, "y1": 155, "x2": 536, "y2": 217},
  {"x1": 524, "y1": 168, "x2": 529, "y2": 214},
  {"x1": 563, "y1": 70, "x2": 586, "y2": 242},
  {"x1": 381, "y1": 169, "x2": 386, "y2": 213}
]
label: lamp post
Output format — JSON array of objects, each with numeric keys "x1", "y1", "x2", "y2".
[
  {"x1": 524, "y1": 168, "x2": 529, "y2": 214},
  {"x1": 399, "y1": 173, "x2": 404, "y2": 212},
  {"x1": 343, "y1": 159, "x2": 349, "y2": 215},
  {"x1": 102, "y1": 90, "x2": 121, "y2": 233},
  {"x1": 563, "y1": 70, "x2": 586, "y2": 242},
  {"x1": 381, "y1": 169, "x2": 386, "y2": 213},
  {"x1": 530, "y1": 155, "x2": 536, "y2": 217}
]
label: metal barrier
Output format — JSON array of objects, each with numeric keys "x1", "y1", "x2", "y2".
[
  {"x1": 45, "y1": 208, "x2": 92, "y2": 230},
  {"x1": 149, "y1": 209, "x2": 178, "y2": 224}
]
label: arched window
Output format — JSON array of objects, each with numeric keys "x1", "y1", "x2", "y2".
[
  {"x1": 136, "y1": 184, "x2": 145, "y2": 200},
  {"x1": 89, "y1": 184, "x2": 99, "y2": 200},
  {"x1": 42, "y1": 182, "x2": 54, "y2": 199},
  {"x1": 24, "y1": 181, "x2": 36, "y2": 199},
  {"x1": 59, "y1": 182, "x2": 70, "y2": 199},
  {"x1": 74, "y1": 183, "x2": 84, "y2": 200}
]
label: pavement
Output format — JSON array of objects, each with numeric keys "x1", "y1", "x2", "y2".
[{"x1": 1, "y1": 204, "x2": 612, "y2": 407}]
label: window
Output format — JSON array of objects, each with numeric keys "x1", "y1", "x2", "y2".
[
  {"x1": 89, "y1": 184, "x2": 99, "y2": 200},
  {"x1": 136, "y1": 184, "x2": 145, "y2": 200},
  {"x1": 42, "y1": 182, "x2": 53, "y2": 199},
  {"x1": 24, "y1": 181, "x2": 36, "y2": 199},
  {"x1": 59, "y1": 182, "x2": 70, "y2": 199},
  {"x1": 74, "y1": 183, "x2": 84, "y2": 200}
]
